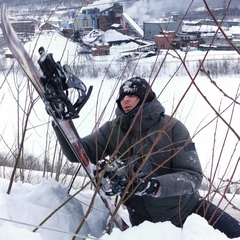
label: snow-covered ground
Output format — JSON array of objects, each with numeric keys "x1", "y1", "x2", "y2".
[
  {"x1": 0, "y1": 29, "x2": 239, "y2": 239},
  {"x1": 0, "y1": 176, "x2": 239, "y2": 240}
]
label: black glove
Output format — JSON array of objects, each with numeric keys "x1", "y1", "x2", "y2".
[
  {"x1": 103, "y1": 157, "x2": 156, "y2": 197},
  {"x1": 133, "y1": 177, "x2": 160, "y2": 197},
  {"x1": 103, "y1": 176, "x2": 128, "y2": 196},
  {"x1": 103, "y1": 166, "x2": 129, "y2": 196}
]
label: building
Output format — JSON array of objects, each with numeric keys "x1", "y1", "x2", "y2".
[
  {"x1": 154, "y1": 31, "x2": 175, "y2": 50},
  {"x1": 72, "y1": 3, "x2": 124, "y2": 38},
  {"x1": 97, "y1": 3, "x2": 123, "y2": 31},
  {"x1": 73, "y1": 3, "x2": 144, "y2": 39},
  {"x1": 74, "y1": 3, "x2": 123, "y2": 32},
  {"x1": 40, "y1": 22, "x2": 57, "y2": 31},
  {"x1": 4, "y1": 20, "x2": 35, "y2": 34},
  {"x1": 5, "y1": 20, "x2": 35, "y2": 43},
  {"x1": 73, "y1": 7, "x2": 100, "y2": 32},
  {"x1": 143, "y1": 14, "x2": 182, "y2": 41},
  {"x1": 73, "y1": 14, "x2": 93, "y2": 32},
  {"x1": 92, "y1": 43, "x2": 110, "y2": 56}
]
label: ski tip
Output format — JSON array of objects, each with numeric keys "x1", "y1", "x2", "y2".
[{"x1": 1, "y1": 4, "x2": 6, "y2": 22}]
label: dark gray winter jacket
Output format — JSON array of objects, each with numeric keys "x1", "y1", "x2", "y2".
[{"x1": 79, "y1": 97, "x2": 203, "y2": 227}]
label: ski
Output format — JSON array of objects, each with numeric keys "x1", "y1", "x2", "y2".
[{"x1": 1, "y1": 4, "x2": 128, "y2": 231}]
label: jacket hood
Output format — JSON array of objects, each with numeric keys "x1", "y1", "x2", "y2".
[{"x1": 115, "y1": 97, "x2": 165, "y2": 132}]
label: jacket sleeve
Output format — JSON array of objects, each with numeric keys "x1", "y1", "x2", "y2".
[
  {"x1": 80, "y1": 122, "x2": 111, "y2": 164},
  {"x1": 52, "y1": 122, "x2": 78, "y2": 163},
  {"x1": 52, "y1": 120, "x2": 111, "y2": 164},
  {"x1": 156, "y1": 119, "x2": 203, "y2": 198}
]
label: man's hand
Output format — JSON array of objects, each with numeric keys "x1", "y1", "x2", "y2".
[
  {"x1": 133, "y1": 177, "x2": 161, "y2": 197},
  {"x1": 103, "y1": 167, "x2": 129, "y2": 196},
  {"x1": 101, "y1": 157, "x2": 160, "y2": 197}
]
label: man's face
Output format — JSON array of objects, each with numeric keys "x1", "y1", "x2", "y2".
[{"x1": 120, "y1": 94, "x2": 140, "y2": 113}]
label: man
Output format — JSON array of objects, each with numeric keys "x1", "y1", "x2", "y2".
[{"x1": 54, "y1": 77, "x2": 240, "y2": 238}]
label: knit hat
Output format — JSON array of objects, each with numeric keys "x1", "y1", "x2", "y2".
[{"x1": 116, "y1": 77, "x2": 155, "y2": 109}]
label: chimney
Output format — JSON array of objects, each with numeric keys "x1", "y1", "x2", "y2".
[{"x1": 172, "y1": 13, "x2": 178, "y2": 22}]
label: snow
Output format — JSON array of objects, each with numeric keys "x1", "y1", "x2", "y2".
[
  {"x1": 1, "y1": 177, "x2": 239, "y2": 240},
  {"x1": 103, "y1": 29, "x2": 132, "y2": 42},
  {"x1": 82, "y1": 29, "x2": 105, "y2": 43},
  {"x1": 0, "y1": 27, "x2": 240, "y2": 239}
]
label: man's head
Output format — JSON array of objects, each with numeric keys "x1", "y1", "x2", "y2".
[{"x1": 116, "y1": 77, "x2": 155, "y2": 113}]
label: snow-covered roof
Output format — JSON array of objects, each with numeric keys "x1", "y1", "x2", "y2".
[
  {"x1": 111, "y1": 23, "x2": 122, "y2": 28},
  {"x1": 82, "y1": 29, "x2": 105, "y2": 43},
  {"x1": 103, "y1": 29, "x2": 132, "y2": 42}
]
